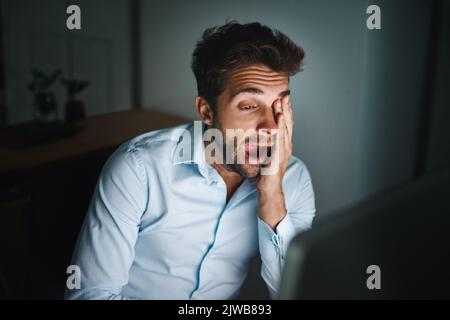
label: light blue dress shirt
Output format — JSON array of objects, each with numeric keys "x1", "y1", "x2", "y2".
[{"x1": 65, "y1": 122, "x2": 315, "y2": 300}]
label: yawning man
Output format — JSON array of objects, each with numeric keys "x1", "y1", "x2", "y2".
[{"x1": 66, "y1": 21, "x2": 316, "y2": 300}]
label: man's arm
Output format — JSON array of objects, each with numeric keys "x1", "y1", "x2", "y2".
[
  {"x1": 255, "y1": 95, "x2": 315, "y2": 298},
  {"x1": 65, "y1": 143, "x2": 148, "y2": 300},
  {"x1": 257, "y1": 165, "x2": 315, "y2": 298}
]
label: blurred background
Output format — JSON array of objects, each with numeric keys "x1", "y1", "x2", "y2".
[{"x1": 0, "y1": 0, "x2": 448, "y2": 299}]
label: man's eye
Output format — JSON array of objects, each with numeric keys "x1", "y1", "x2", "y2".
[{"x1": 240, "y1": 105, "x2": 257, "y2": 110}]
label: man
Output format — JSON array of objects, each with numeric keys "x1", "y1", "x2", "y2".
[{"x1": 66, "y1": 22, "x2": 315, "y2": 300}]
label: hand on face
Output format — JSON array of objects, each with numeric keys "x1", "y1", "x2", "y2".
[{"x1": 256, "y1": 94, "x2": 293, "y2": 191}]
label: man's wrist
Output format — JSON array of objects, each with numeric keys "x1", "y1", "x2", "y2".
[
  {"x1": 257, "y1": 189, "x2": 287, "y2": 230},
  {"x1": 256, "y1": 176, "x2": 283, "y2": 193},
  {"x1": 261, "y1": 211, "x2": 286, "y2": 230}
]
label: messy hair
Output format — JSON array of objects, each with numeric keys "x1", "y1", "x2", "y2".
[{"x1": 191, "y1": 21, "x2": 305, "y2": 110}]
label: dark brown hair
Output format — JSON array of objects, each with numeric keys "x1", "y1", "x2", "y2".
[{"x1": 191, "y1": 21, "x2": 305, "y2": 110}]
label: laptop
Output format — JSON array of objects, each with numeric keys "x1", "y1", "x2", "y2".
[{"x1": 279, "y1": 168, "x2": 450, "y2": 299}]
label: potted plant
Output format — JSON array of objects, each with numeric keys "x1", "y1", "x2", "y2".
[
  {"x1": 61, "y1": 78, "x2": 89, "y2": 127},
  {"x1": 27, "y1": 68, "x2": 62, "y2": 124}
]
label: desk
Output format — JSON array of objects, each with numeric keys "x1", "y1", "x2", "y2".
[{"x1": 0, "y1": 109, "x2": 189, "y2": 175}]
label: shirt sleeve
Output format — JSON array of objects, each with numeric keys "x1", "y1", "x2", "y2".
[
  {"x1": 65, "y1": 143, "x2": 148, "y2": 300},
  {"x1": 257, "y1": 164, "x2": 316, "y2": 299}
]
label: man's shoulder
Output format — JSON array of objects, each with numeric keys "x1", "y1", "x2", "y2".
[
  {"x1": 119, "y1": 122, "x2": 192, "y2": 157},
  {"x1": 287, "y1": 155, "x2": 310, "y2": 173},
  {"x1": 284, "y1": 156, "x2": 315, "y2": 213},
  {"x1": 102, "y1": 123, "x2": 193, "y2": 176},
  {"x1": 286, "y1": 155, "x2": 313, "y2": 183}
]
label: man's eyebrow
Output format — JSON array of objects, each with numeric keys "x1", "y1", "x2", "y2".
[{"x1": 229, "y1": 88, "x2": 291, "y2": 101}]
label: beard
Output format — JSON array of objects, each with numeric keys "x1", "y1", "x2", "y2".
[
  {"x1": 208, "y1": 121, "x2": 272, "y2": 179},
  {"x1": 223, "y1": 139, "x2": 272, "y2": 179},
  {"x1": 229, "y1": 162, "x2": 261, "y2": 178}
]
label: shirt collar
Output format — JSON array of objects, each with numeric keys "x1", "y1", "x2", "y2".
[
  {"x1": 172, "y1": 121, "x2": 206, "y2": 168},
  {"x1": 171, "y1": 121, "x2": 258, "y2": 201}
]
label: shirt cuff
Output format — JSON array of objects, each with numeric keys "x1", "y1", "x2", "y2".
[{"x1": 257, "y1": 214, "x2": 296, "y2": 261}]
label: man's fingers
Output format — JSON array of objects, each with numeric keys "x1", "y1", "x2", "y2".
[
  {"x1": 272, "y1": 98, "x2": 289, "y2": 146},
  {"x1": 281, "y1": 95, "x2": 290, "y2": 138},
  {"x1": 281, "y1": 95, "x2": 294, "y2": 141},
  {"x1": 272, "y1": 97, "x2": 292, "y2": 152},
  {"x1": 266, "y1": 116, "x2": 282, "y2": 171},
  {"x1": 274, "y1": 113, "x2": 284, "y2": 148},
  {"x1": 273, "y1": 98, "x2": 282, "y2": 116},
  {"x1": 265, "y1": 97, "x2": 293, "y2": 174}
]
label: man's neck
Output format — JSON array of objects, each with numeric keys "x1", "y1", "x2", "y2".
[
  {"x1": 204, "y1": 140, "x2": 244, "y2": 202},
  {"x1": 210, "y1": 162, "x2": 244, "y2": 203}
]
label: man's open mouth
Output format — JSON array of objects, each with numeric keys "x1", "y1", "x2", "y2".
[{"x1": 244, "y1": 144, "x2": 272, "y2": 164}]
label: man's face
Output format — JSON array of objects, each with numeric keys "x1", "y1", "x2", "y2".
[{"x1": 212, "y1": 64, "x2": 290, "y2": 178}]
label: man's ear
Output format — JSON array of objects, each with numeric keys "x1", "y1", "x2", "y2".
[{"x1": 195, "y1": 96, "x2": 214, "y2": 126}]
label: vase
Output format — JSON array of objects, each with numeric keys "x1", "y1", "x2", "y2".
[{"x1": 33, "y1": 92, "x2": 58, "y2": 124}]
